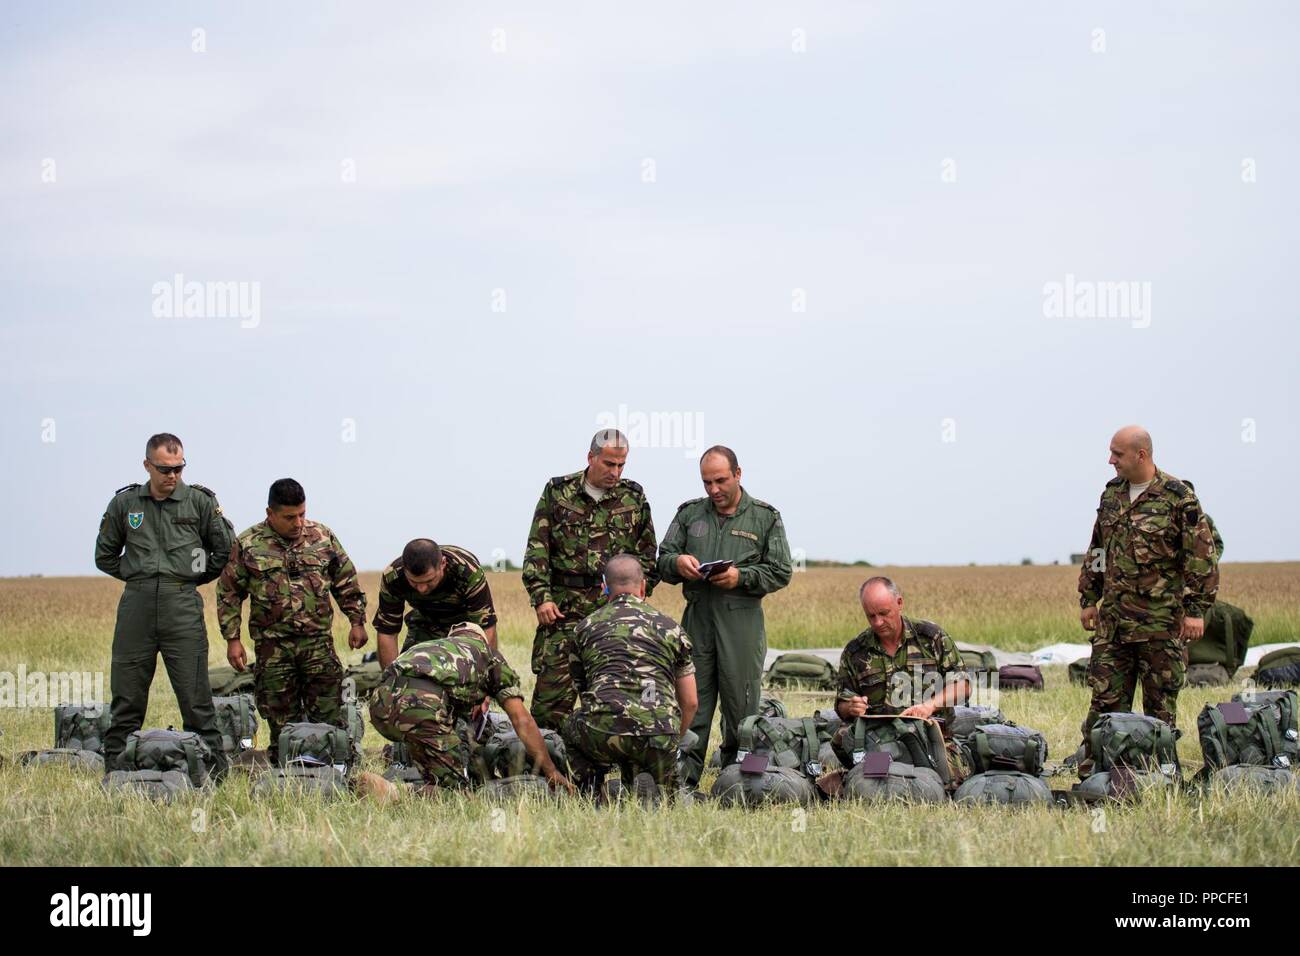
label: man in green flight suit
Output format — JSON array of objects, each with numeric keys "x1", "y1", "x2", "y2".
[
  {"x1": 94, "y1": 433, "x2": 234, "y2": 772},
  {"x1": 657, "y1": 445, "x2": 792, "y2": 787},
  {"x1": 522, "y1": 429, "x2": 658, "y2": 730}
]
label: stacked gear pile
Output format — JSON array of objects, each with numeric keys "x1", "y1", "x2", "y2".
[
  {"x1": 953, "y1": 723, "x2": 1053, "y2": 806},
  {"x1": 252, "y1": 721, "x2": 354, "y2": 799},
  {"x1": 711, "y1": 712, "x2": 841, "y2": 806},
  {"x1": 1071, "y1": 712, "x2": 1180, "y2": 802},
  {"x1": 1198, "y1": 689, "x2": 1298, "y2": 794},
  {"x1": 102, "y1": 729, "x2": 216, "y2": 802},
  {"x1": 18, "y1": 702, "x2": 113, "y2": 772},
  {"x1": 1254, "y1": 647, "x2": 1300, "y2": 689},
  {"x1": 763, "y1": 653, "x2": 837, "y2": 691},
  {"x1": 211, "y1": 694, "x2": 258, "y2": 755}
]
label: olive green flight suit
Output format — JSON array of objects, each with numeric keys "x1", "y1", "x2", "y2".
[
  {"x1": 95, "y1": 480, "x2": 234, "y2": 770},
  {"x1": 657, "y1": 488, "x2": 791, "y2": 786}
]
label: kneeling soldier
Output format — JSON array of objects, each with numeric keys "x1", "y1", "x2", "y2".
[
  {"x1": 369, "y1": 622, "x2": 572, "y2": 793},
  {"x1": 562, "y1": 555, "x2": 699, "y2": 796},
  {"x1": 834, "y1": 576, "x2": 971, "y2": 786},
  {"x1": 217, "y1": 478, "x2": 368, "y2": 762}
]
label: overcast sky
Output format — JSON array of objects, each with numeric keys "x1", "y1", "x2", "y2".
[{"x1": 2, "y1": 2, "x2": 1297, "y2": 576}]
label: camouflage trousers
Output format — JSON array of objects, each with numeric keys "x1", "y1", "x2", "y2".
[
  {"x1": 560, "y1": 713, "x2": 679, "y2": 793},
  {"x1": 254, "y1": 634, "x2": 344, "y2": 762},
  {"x1": 529, "y1": 590, "x2": 600, "y2": 730},
  {"x1": 369, "y1": 675, "x2": 470, "y2": 789},
  {"x1": 1079, "y1": 629, "x2": 1187, "y2": 774}
]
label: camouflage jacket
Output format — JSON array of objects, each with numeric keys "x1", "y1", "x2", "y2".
[
  {"x1": 372, "y1": 546, "x2": 496, "y2": 638},
  {"x1": 569, "y1": 593, "x2": 695, "y2": 737},
  {"x1": 216, "y1": 520, "x2": 367, "y2": 642},
  {"x1": 1078, "y1": 469, "x2": 1219, "y2": 636},
  {"x1": 95, "y1": 480, "x2": 233, "y2": 585},
  {"x1": 390, "y1": 623, "x2": 523, "y2": 713},
  {"x1": 836, "y1": 618, "x2": 967, "y2": 729},
  {"x1": 522, "y1": 469, "x2": 658, "y2": 610}
]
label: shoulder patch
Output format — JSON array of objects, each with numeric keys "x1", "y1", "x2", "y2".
[
  {"x1": 750, "y1": 498, "x2": 781, "y2": 515},
  {"x1": 114, "y1": 483, "x2": 140, "y2": 496},
  {"x1": 619, "y1": 478, "x2": 645, "y2": 497},
  {"x1": 550, "y1": 470, "x2": 583, "y2": 489},
  {"x1": 381, "y1": 561, "x2": 402, "y2": 581},
  {"x1": 188, "y1": 483, "x2": 217, "y2": 498},
  {"x1": 675, "y1": 497, "x2": 707, "y2": 513},
  {"x1": 1164, "y1": 479, "x2": 1188, "y2": 498},
  {"x1": 1105, "y1": 476, "x2": 1124, "y2": 488}
]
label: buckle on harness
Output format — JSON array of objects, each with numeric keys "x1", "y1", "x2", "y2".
[{"x1": 852, "y1": 750, "x2": 865, "y2": 766}]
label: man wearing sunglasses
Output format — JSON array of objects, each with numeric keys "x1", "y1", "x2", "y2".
[{"x1": 95, "y1": 432, "x2": 235, "y2": 773}]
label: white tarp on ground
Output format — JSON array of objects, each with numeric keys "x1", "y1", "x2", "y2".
[
  {"x1": 764, "y1": 641, "x2": 1300, "y2": 673},
  {"x1": 1029, "y1": 643, "x2": 1092, "y2": 665},
  {"x1": 1244, "y1": 642, "x2": 1300, "y2": 667}
]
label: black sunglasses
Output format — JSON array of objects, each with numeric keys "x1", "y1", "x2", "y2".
[{"x1": 148, "y1": 459, "x2": 186, "y2": 476}]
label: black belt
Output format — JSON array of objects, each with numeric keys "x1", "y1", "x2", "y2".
[{"x1": 552, "y1": 573, "x2": 600, "y2": 589}]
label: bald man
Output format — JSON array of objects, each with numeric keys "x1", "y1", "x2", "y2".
[{"x1": 1076, "y1": 426, "x2": 1219, "y2": 776}]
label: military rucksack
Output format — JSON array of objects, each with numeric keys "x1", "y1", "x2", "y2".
[
  {"x1": 208, "y1": 663, "x2": 255, "y2": 697},
  {"x1": 120, "y1": 729, "x2": 214, "y2": 787},
  {"x1": 841, "y1": 757, "x2": 947, "y2": 804},
  {"x1": 711, "y1": 762, "x2": 817, "y2": 807},
  {"x1": 1187, "y1": 601, "x2": 1252, "y2": 674},
  {"x1": 54, "y1": 702, "x2": 113, "y2": 754},
  {"x1": 1255, "y1": 647, "x2": 1300, "y2": 688},
  {"x1": 102, "y1": 769, "x2": 196, "y2": 802},
  {"x1": 1069, "y1": 657, "x2": 1090, "y2": 686},
  {"x1": 954, "y1": 770, "x2": 1053, "y2": 806},
  {"x1": 965, "y1": 724, "x2": 1048, "y2": 776},
  {"x1": 1185, "y1": 663, "x2": 1233, "y2": 688},
  {"x1": 764, "y1": 653, "x2": 837, "y2": 690},
  {"x1": 734, "y1": 713, "x2": 840, "y2": 778},
  {"x1": 343, "y1": 654, "x2": 385, "y2": 700},
  {"x1": 997, "y1": 664, "x2": 1044, "y2": 691},
  {"x1": 758, "y1": 696, "x2": 788, "y2": 719},
  {"x1": 1072, "y1": 768, "x2": 1177, "y2": 803},
  {"x1": 948, "y1": 705, "x2": 1007, "y2": 741},
  {"x1": 1208, "y1": 764, "x2": 1300, "y2": 795},
  {"x1": 19, "y1": 748, "x2": 105, "y2": 772},
  {"x1": 340, "y1": 679, "x2": 366, "y2": 762},
  {"x1": 959, "y1": 647, "x2": 998, "y2": 674},
  {"x1": 212, "y1": 694, "x2": 258, "y2": 754},
  {"x1": 277, "y1": 722, "x2": 353, "y2": 772},
  {"x1": 480, "y1": 727, "x2": 570, "y2": 779},
  {"x1": 836, "y1": 716, "x2": 951, "y2": 787},
  {"x1": 1197, "y1": 689, "x2": 1298, "y2": 771},
  {"x1": 252, "y1": 763, "x2": 351, "y2": 799},
  {"x1": 1087, "y1": 713, "x2": 1179, "y2": 778}
]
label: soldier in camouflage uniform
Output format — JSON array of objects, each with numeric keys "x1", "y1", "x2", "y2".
[
  {"x1": 1076, "y1": 426, "x2": 1219, "y2": 776},
  {"x1": 562, "y1": 555, "x2": 698, "y2": 795},
  {"x1": 832, "y1": 576, "x2": 971, "y2": 784},
  {"x1": 216, "y1": 479, "x2": 368, "y2": 761},
  {"x1": 523, "y1": 429, "x2": 658, "y2": 730},
  {"x1": 369, "y1": 622, "x2": 572, "y2": 792},
  {"x1": 95, "y1": 433, "x2": 234, "y2": 771},
  {"x1": 657, "y1": 445, "x2": 792, "y2": 787},
  {"x1": 373, "y1": 539, "x2": 498, "y2": 667}
]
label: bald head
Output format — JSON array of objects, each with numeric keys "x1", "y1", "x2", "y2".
[
  {"x1": 1109, "y1": 425, "x2": 1156, "y2": 482},
  {"x1": 603, "y1": 554, "x2": 645, "y2": 596}
]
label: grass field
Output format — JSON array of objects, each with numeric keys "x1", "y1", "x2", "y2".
[{"x1": 1, "y1": 564, "x2": 1297, "y2": 866}]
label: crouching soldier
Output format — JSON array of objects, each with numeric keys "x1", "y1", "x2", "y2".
[
  {"x1": 561, "y1": 555, "x2": 699, "y2": 797},
  {"x1": 833, "y1": 576, "x2": 971, "y2": 787},
  {"x1": 369, "y1": 622, "x2": 572, "y2": 794}
]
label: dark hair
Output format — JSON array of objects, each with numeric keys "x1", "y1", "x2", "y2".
[
  {"x1": 402, "y1": 539, "x2": 442, "y2": 576},
  {"x1": 700, "y1": 445, "x2": 739, "y2": 473},
  {"x1": 145, "y1": 433, "x2": 183, "y2": 458},
  {"x1": 268, "y1": 478, "x2": 306, "y2": 509}
]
